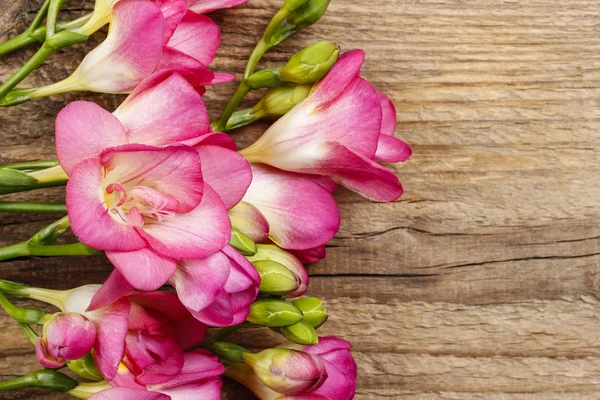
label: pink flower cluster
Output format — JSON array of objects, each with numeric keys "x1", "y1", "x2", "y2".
[{"x1": 5, "y1": 1, "x2": 411, "y2": 399}]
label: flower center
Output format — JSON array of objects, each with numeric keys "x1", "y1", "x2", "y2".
[{"x1": 104, "y1": 183, "x2": 179, "y2": 226}]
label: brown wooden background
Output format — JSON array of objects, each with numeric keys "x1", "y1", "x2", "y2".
[{"x1": 2, "y1": 0, "x2": 600, "y2": 398}]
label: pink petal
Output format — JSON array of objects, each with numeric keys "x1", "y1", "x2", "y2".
[
  {"x1": 222, "y1": 245, "x2": 261, "y2": 289},
  {"x1": 194, "y1": 144, "x2": 251, "y2": 209},
  {"x1": 187, "y1": 289, "x2": 233, "y2": 327},
  {"x1": 310, "y1": 50, "x2": 365, "y2": 108},
  {"x1": 55, "y1": 101, "x2": 128, "y2": 176},
  {"x1": 374, "y1": 134, "x2": 412, "y2": 163},
  {"x1": 173, "y1": 315, "x2": 208, "y2": 350},
  {"x1": 90, "y1": 388, "x2": 170, "y2": 400},
  {"x1": 66, "y1": 158, "x2": 146, "y2": 252},
  {"x1": 155, "y1": 46, "x2": 216, "y2": 87},
  {"x1": 166, "y1": 11, "x2": 220, "y2": 66},
  {"x1": 106, "y1": 248, "x2": 178, "y2": 291},
  {"x1": 140, "y1": 184, "x2": 231, "y2": 259},
  {"x1": 291, "y1": 245, "x2": 326, "y2": 264},
  {"x1": 101, "y1": 144, "x2": 204, "y2": 213},
  {"x1": 377, "y1": 92, "x2": 396, "y2": 137},
  {"x1": 186, "y1": 0, "x2": 247, "y2": 14},
  {"x1": 242, "y1": 165, "x2": 340, "y2": 250},
  {"x1": 182, "y1": 131, "x2": 237, "y2": 151},
  {"x1": 125, "y1": 331, "x2": 184, "y2": 385},
  {"x1": 113, "y1": 72, "x2": 211, "y2": 145},
  {"x1": 155, "y1": 379, "x2": 222, "y2": 400},
  {"x1": 228, "y1": 201, "x2": 269, "y2": 243},
  {"x1": 36, "y1": 338, "x2": 65, "y2": 368},
  {"x1": 73, "y1": 0, "x2": 165, "y2": 92},
  {"x1": 311, "y1": 141, "x2": 404, "y2": 202},
  {"x1": 90, "y1": 299, "x2": 131, "y2": 381},
  {"x1": 150, "y1": 350, "x2": 224, "y2": 390},
  {"x1": 208, "y1": 72, "x2": 236, "y2": 84},
  {"x1": 88, "y1": 270, "x2": 134, "y2": 312},
  {"x1": 171, "y1": 253, "x2": 230, "y2": 314},
  {"x1": 156, "y1": 0, "x2": 188, "y2": 42}
]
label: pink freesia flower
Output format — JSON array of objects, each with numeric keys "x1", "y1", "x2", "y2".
[
  {"x1": 236, "y1": 164, "x2": 341, "y2": 251},
  {"x1": 38, "y1": 0, "x2": 235, "y2": 96},
  {"x1": 240, "y1": 50, "x2": 411, "y2": 202},
  {"x1": 36, "y1": 312, "x2": 97, "y2": 368},
  {"x1": 56, "y1": 71, "x2": 258, "y2": 326},
  {"x1": 226, "y1": 337, "x2": 356, "y2": 400},
  {"x1": 89, "y1": 350, "x2": 224, "y2": 400},
  {"x1": 47, "y1": 285, "x2": 206, "y2": 384}
]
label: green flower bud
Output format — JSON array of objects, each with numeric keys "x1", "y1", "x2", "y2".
[
  {"x1": 256, "y1": 83, "x2": 313, "y2": 118},
  {"x1": 291, "y1": 297, "x2": 328, "y2": 329},
  {"x1": 247, "y1": 299, "x2": 303, "y2": 327},
  {"x1": 212, "y1": 341, "x2": 249, "y2": 364},
  {"x1": 280, "y1": 41, "x2": 340, "y2": 84},
  {"x1": 0, "y1": 168, "x2": 37, "y2": 192},
  {"x1": 284, "y1": 0, "x2": 311, "y2": 11},
  {"x1": 280, "y1": 320, "x2": 319, "y2": 345},
  {"x1": 247, "y1": 67, "x2": 282, "y2": 90},
  {"x1": 6, "y1": 369, "x2": 79, "y2": 392},
  {"x1": 287, "y1": 0, "x2": 330, "y2": 30},
  {"x1": 254, "y1": 260, "x2": 300, "y2": 295},
  {"x1": 229, "y1": 228, "x2": 257, "y2": 256},
  {"x1": 67, "y1": 353, "x2": 103, "y2": 381}
]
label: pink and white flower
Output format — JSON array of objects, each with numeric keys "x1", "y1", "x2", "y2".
[
  {"x1": 239, "y1": 50, "x2": 411, "y2": 202},
  {"x1": 89, "y1": 350, "x2": 224, "y2": 400},
  {"x1": 56, "y1": 71, "x2": 256, "y2": 324}
]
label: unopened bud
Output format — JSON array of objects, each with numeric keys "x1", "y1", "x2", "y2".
[
  {"x1": 36, "y1": 312, "x2": 97, "y2": 368},
  {"x1": 254, "y1": 260, "x2": 300, "y2": 295},
  {"x1": 286, "y1": 0, "x2": 330, "y2": 30},
  {"x1": 247, "y1": 299, "x2": 303, "y2": 327},
  {"x1": 67, "y1": 353, "x2": 103, "y2": 381},
  {"x1": 255, "y1": 83, "x2": 312, "y2": 118},
  {"x1": 26, "y1": 369, "x2": 79, "y2": 392},
  {"x1": 248, "y1": 245, "x2": 309, "y2": 298},
  {"x1": 244, "y1": 348, "x2": 327, "y2": 395},
  {"x1": 212, "y1": 341, "x2": 249, "y2": 364},
  {"x1": 247, "y1": 67, "x2": 282, "y2": 90},
  {"x1": 229, "y1": 228, "x2": 257, "y2": 256},
  {"x1": 280, "y1": 320, "x2": 319, "y2": 345},
  {"x1": 280, "y1": 41, "x2": 339, "y2": 84},
  {"x1": 291, "y1": 297, "x2": 328, "y2": 329}
]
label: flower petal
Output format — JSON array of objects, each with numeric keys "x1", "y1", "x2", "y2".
[
  {"x1": 155, "y1": 379, "x2": 222, "y2": 400},
  {"x1": 56, "y1": 101, "x2": 128, "y2": 176},
  {"x1": 156, "y1": 0, "x2": 187, "y2": 42},
  {"x1": 88, "y1": 270, "x2": 134, "y2": 311},
  {"x1": 150, "y1": 350, "x2": 224, "y2": 390},
  {"x1": 310, "y1": 50, "x2": 365, "y2": 108},
  {"x1": 155, "y1": 46, "x2": 216, "y2": 87},
  {"x1": 66, "y1": 158, "x2": 146, "y2": 252},
  {"x1": 106, "y1": 248, "x2": 178, "y2": 291},
  {"x1": 194, "y1": 144, "x2": 251, "y2": 209},
  {"x1": 140, "y1": 183, "x2": 231, "y2": 259},
  {"x1": 72, "y1": 0, "x2": 165, "y2": 92},
  {"x1": 290, "y1": 245, "x2": 326, "y2": 264},
  {"x1": 242, "y1": 165, "x2": 340, "y2": 250},
  {"x1": 90, "y1": 388, "x2": 170, "y2": 400},
  {"x1": 373, "y1": 92, "x2": 412, "y2": 163},
  {"x1": 90, "y1": 299, "x2": 131, "y2": 381},
  {"x1": 113, "y1": 72, "x2": 211, "y2": 145},
  {"x1": 167, "y1": 11, "x2": 220, "y2": 66},
  {"x1": 187, "y1": 0, "x2": 247, "y2": 14},
  {"x1": 228, "y1": 201, "x2": 269, "y2": 243},
  {"x1": 101, "y1": 144, "x2": 204, "y2": 213}
]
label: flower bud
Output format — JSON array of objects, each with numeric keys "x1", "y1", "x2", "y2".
[
  {"x1": 286, "y1": 0, "x2": 330, "y2": 30},
  {"x1": 247, "y1": 299, "x2": 303, "y2": 327},
  {"x1": 254, "y1": 260, "x2": 300, "y2": 295},
  {"x1": 27, "y1": 369, "x2": 79, "y2": 392},
  {"x1": 229, "y1": 228, "x2": 257, "y2": 256},
  {"x1": 247, "y1": 67, "x2": 282, "y2": 90},
  {"x1": 284, "y1": 0, "x2": 311, "y2": 11},
  {"x1": 247, "y1": 244, "x2": 309, "y2": 298},
  {"x1": 212, "y1": 341, "x2": 249, "y2": 364},
  {"x1": 280, "y1": 41, "x2": 340, "y2": 84},
  {"x1": 258, "y1": 83, "x2": 313, "y2": 119},
  {"x1": 67, "y1": 353, "x2": 103, "y2": 381},
  {"x1": 36, "y1": 312, "x2": 97, "y2": 368},
  {"x1": 244, "y1": 348, "x2": 327, "y2": 395},
  {"x1": 291, "y1": 297, "x2": 328, "y2": 329},
  {"x1": 280, "y1": 320, "x2": 319, "y2": 345}
]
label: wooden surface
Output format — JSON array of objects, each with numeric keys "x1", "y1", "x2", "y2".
[{"x1": 1, "y1": 0, "x2": 600, "y2": 398}]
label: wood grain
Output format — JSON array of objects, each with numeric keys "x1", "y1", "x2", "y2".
[{"x1": 1, "y1": 0, "x2": 600, "y2": 399}]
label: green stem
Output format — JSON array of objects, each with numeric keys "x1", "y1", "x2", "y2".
[
  {"x1": 0, "y1": 242, "x2": 97, "y2": 261},
  {"x1": 0, "y1": 291, "x2": 46, "y2": 324},
  {"x1": 211, "y1": 81, "x2": 252, "y2": 132},
  {"x1": 0, "y1": 179, "x2": 68, "y2": 195},
  {"x1": 0, "y1": 201, "x2": 66, "y2": 214},
  {"x1": 0, "y1": 42, "x2": 55, "y2": 99},
  {"x1": 19, "y1": 323, "x2": 39, "y2": 344},
  {"x1": 27, "y1": 0, "x2": 52, "y2": 34},
  {"x1": 2, "y1": 159, "x2": 59, "y2": 171},
  {"x1": 46, "y1": 0, "x2": 62, "y2": 39},
  {"x1": 0, "y1": 14, "x2": 91, "y2": 57}
]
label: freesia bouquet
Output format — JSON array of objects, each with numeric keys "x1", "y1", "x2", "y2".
[{"x1": 0, "y1": 0, "x2": 410, "y2": 398}]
